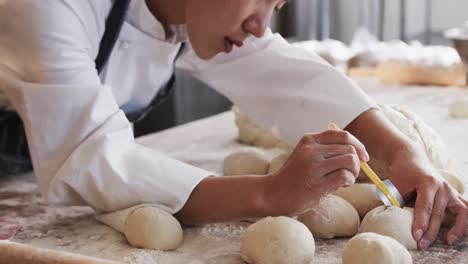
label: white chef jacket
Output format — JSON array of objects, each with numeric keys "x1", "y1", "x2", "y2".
[{"x1": 0, "y1": 0, "x2": 376, "y2": 214}]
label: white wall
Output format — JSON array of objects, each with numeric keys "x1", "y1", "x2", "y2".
[
  {"x1": 343, "y1": 0, "x2": 466, "y2": 44},
  {"x1": 318, "y1": 0, "x2": 468, "y2": 44}
]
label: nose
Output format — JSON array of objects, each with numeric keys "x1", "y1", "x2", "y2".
[{"x1": 243, "y1": 7, "x2": 273, "y2": 38}]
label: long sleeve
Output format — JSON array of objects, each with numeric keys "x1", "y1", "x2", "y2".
[
  {"x1": 177, "y1": 30, "x2": 377, "y2": 146},
  {"x1": 0, "y1": 0, "x2": 211, "y2": 213}
]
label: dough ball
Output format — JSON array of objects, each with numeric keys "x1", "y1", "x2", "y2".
[
  {"x1": 233, "y1": 106, "x2": 290, "y2": 149},
  {"x1": 359, "y1": 206, "x2": 417, "y2": 250},
  {"x1": 124, "y1": 207, "x2": 183, "y2": 250},
  {"x1": 343, "y1": 232, "x2": 413, "y2": 264},
  {"x1": 223, "y1": 150, "x2": 269, "y2": 176},
  {"x1": 438, "y1": 169, "x2": 465, "y2": 195},
  {"x1": 449, "y1": 100, "x2": 468, "y2": 118},
  {"x1": 333, "y1": 184, "x2": 382, "y2": 218},
  {"x1": 241, "y1": 216, "x2": 315, "y2": 264},
  {"x1": 268, "y1": 153, "x2": 290, "y2": 174},
  {"x1": 298, "y1": 195, "x2": 360, "y2": 239}
]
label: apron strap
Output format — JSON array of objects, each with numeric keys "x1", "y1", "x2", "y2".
[
  {"x1": 94, "y1": 0, "x2": 184, "y2": 124},
  {"x1": 95, "y1": 0, "x2": 131, "y2": 73},
  {"x1": 0, "y1": 0, "x2": 132, "y2": 175},
  {"x1": 125, "y1": 43, "x2": 185, "y2": 123}
]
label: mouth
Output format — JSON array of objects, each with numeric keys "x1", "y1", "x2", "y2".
[{"x1": 223, "y1": 37, "x2": 244, "y2": 53}]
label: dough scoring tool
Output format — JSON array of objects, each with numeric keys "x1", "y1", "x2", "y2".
[{"x1": 327, "y1": 122, "x2": 405, "y2": 208}]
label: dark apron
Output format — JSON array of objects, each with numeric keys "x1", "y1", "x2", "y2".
[{"x1": 0, "y1": 0, "x2": 181, "y2": 175}]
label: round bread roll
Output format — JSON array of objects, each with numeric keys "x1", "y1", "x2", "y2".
[
  {"x1": 223, "y1": 149, "x2": 269, "y2": 176},
  {"x1": 333, "y1": 184, "x2": 382, "y2": 218},
  {"x1": 343, "y1": 232, "x2": 413, "y2": 264},
  {"x1": 241, "y1": 216, "x2": 315, "y2": 264},
  {"x1": 124, "y1": 207, "x2": 183, "y2": 250},
  {"x1": 359, "y1": 206, "x2": 417, "y2": 250},
  {"x1": 298, "y1": 195, "x2": 360, "y2": 239}
]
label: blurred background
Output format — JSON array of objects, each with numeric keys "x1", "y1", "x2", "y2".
[{"x1": 135, "y1": 0, "x2": 468, "y2": 136}]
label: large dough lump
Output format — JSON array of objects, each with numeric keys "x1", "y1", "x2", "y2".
[{"x1": 357, "y1": 105, "x2": 464, "y2": 196}]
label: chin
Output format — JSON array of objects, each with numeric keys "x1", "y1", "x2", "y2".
[
  {"x1": 186, "y1": 27, "x2": 219, "y2": 60},
  {"x1": 192, "y1": 46, "x2": 218, "y2": 60},
  {"x1": 187, "y1": 31, "x2": 220, "y2": 60},
  {"x1": 194, "y1": 50, "x2": 215, "y2": 60}
]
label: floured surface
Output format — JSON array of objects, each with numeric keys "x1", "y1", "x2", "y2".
[{"x1": 2, "y1": 81, "x2": 468, "y2": 263}]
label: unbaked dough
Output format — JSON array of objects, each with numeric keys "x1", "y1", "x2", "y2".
[
  {"x1": 233, "y1": 106, "x2": 290, "y2": 149},
  {"x1": 449, "y1": 100, "x2": 468, "y2": 118},
  {"x1": 223, "y1": 149, "x2": 269, "y2": 176},
  {"x1": 268, "y1": 153, "x2": 290, "y2": 174},
  {"x1": 438, "y1": 169, "x2": 465, "y2": 194},
  {"x1": 342, "y1": 232, "x2": 413, "y2": 264},
  {"x1": 298, "y1": 195, "x2": 360, "y2": 239},
  {"x1": 359, "y1": 206, "x2": 417, "y2": 250},
  {"x1": 357, "y1": 105, "x2": 464, "y2": 195},
  {"x1": 379, "y1": 104, "x2": 452, "y2": 171},
  {"x1": 124, "y1": 206, "x2": 183, "y2": 250},
  {"x1": 241, "y1": 216, "x2": 315, "y2": 264},
  {"x1": 333, "y1": 184, "x2": 382, "y2": 218}
]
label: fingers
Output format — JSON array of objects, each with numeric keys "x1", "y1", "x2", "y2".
[
  {"x1": 316, "y1": 130, "x2": 369, "y2": 161},
  {"x1": 412, "y1": 182, "x2": 438, "y2": 246},
  {"x1": 322, "y1": 169, "x2": 356, "y2": 192},
  {"x1": 318, "y1": 144, "x2": 358, "y2": 159},
  {"x1": 413, "y1": 180, "x2": 468, "y2": 250},
  {"x1": 445, "y1": 199, "x2": 468, "y2": 245},
  {"x1": 418, "y1": 187, "x2": 449, "y2": 250},
  {"x1": 320, "y1": 153, "x2": 360, "y2": 178}
]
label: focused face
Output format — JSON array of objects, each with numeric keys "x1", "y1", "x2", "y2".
[{"x1": 185, "y1": 0, "x2": 288, "y2": 60}]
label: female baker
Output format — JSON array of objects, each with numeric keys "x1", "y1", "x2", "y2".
[{"x1": 0, "y1": 0, "x2": 465, "y2": 250}]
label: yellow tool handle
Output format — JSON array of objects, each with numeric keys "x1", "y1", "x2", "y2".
[
  {"x1": 327, "y1": 122, "x2": 401, "y2": 207},
  {"x1": 359, "y1": 161, "x2": 401, "y2": 207}
]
